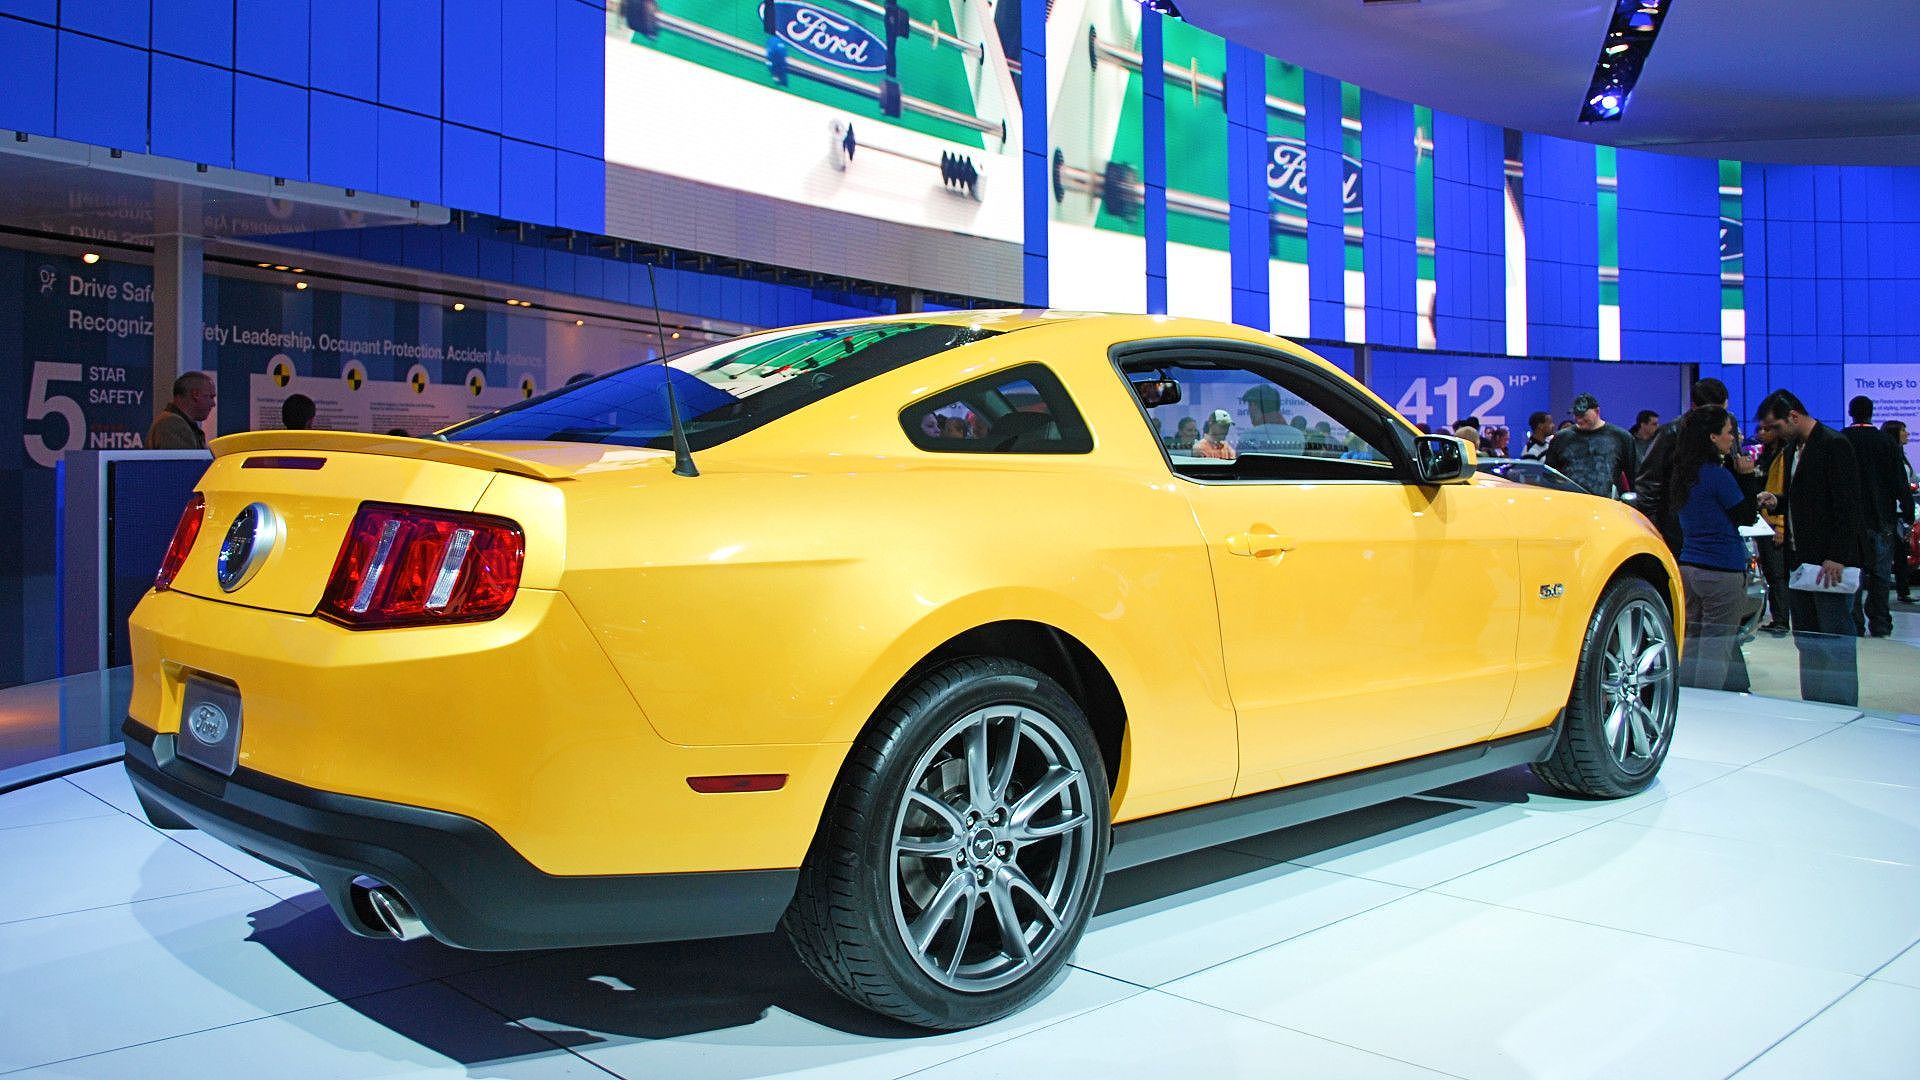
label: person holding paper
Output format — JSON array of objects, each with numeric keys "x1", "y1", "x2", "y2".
[
  {"x1": 1754, "y1": 389, "x2": 1871, "y2": 706},
  {"x1": 1668, "y1": 406, "x2": 1758, "y2": 691}
]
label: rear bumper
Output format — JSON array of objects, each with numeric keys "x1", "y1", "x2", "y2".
[{"x1": 122, "y1": 719, "x2": 799, "y2": 950}]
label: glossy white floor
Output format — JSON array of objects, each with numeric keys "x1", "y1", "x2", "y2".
[{"x1": 3, "y1": 689, "x2": 1918, "y2": 1079}]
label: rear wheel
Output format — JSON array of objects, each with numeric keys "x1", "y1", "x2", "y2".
[
  {"x1": 1534, "y1": 576, "x2": 1678, "y2": 798},
  {"x1": 782, "y1": 657, "x2": 1109, "y2": 1029}
]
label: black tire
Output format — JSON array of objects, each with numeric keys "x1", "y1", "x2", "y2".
[
  {"x1": 781, "y1": 657, "x2": 1111, "y2": 1029},
  {"x1": 1533, "y1": 576, "x2": 1679, "y2": 798}
]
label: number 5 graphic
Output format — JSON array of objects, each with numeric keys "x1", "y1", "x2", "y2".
[{"x1": 24, "y1": 361, "x2": 86, "y2": 468}]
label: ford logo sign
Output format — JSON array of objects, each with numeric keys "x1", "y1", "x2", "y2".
[
  {"x1": 187, "y1": 701, "x2": 230, "y2": 746},
  {"x1": 1267, "y1": 137, "x2": 1363, "y2": 215},
  {"x1": 764, "y1": 1, "x2": 888, "y2": 73},
  {"x1": 215, "y1": 502, "x2": 282, "y2": 592},
  {"x1": 1719, "y1": 216, "x2": 1743, "y2": 262}
]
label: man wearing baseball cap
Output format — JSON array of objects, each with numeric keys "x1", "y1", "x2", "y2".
[
  {"x1": 1238, "y1": 384, "x2": 1304, "y2": 454},
  {"x1": 1544, "y1": 392, "x2": 1638, "y2": 498},
  {"x1": 1193, "y1": 408, "x2": 1238, "y2": 460}
]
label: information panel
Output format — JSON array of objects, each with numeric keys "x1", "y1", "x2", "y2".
[{"x1": 1045, "y1": 0, "x2": 1146, "y2": 312}]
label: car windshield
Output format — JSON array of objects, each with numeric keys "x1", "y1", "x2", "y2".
[{"x1": 443, "y1": 321, "x2": 1002, "y2": 450}]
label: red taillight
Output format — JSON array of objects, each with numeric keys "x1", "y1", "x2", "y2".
[
  {"x1": 318, "y1": 503, "x2": 525, "y2": 629},
  {"x1": 154, "y1": 494, "x2": 205, "y2": 591}
]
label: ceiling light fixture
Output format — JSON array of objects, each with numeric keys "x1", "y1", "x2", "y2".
[
  {"x1": 1578, "y1": 0, "x2": 1675, "y2": 123},
  {"x1": 81, "y1": 252, "x2": 101, "y2": 264},
  {"x1": 452, "y1": 302, "x2": 466, "y2": 312}
]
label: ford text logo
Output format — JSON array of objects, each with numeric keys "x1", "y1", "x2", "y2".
[
  {"x1": 765, "y1": 1, "x2": 888, "y2": 72},
  {"x1": 1267, "y1": 137, "x2": 1363, "y2": 215},
  {"x1": 187, "y1": 701, "x2": 230, "y2": 746}
]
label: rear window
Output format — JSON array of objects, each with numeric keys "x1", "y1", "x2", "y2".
[{"x1": 442, "y1": 321, "x2": 1002, "y2": 451}]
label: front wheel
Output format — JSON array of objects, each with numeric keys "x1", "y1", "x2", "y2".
[
  {"x1": 1533, "y1": 576, "x2": 1679, "y2": 798},
  {"x1": 782, "y1": 657, "x2": 1110, "y2": 1029}
]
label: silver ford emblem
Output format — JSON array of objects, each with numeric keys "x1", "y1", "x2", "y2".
[
  {"x1": 187, "y1": 702, "x2": 230, "y2": 746},
  {"x1": 216, "y1": 502, "x2": 282, "y2": 592}
]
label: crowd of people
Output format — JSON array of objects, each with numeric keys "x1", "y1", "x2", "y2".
[{"x1": 1453, "y1": 379, "x2": 1916, "y2": 708}]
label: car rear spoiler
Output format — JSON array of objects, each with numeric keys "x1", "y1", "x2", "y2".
[{"x1": 209, "y1": 431, "x2": 581, "y2": 482}]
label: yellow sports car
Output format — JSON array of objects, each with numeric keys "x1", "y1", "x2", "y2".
[{"x1": 124, "y1": 311, "x2": 1680, "y2": 1029}]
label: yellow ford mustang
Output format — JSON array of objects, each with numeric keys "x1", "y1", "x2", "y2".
[{"x1": 125, "y1": 311, "x2": 1681, "y2": 1029}]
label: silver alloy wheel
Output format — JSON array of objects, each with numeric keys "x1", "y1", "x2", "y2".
[
  {"x1": 888, "y1": 705, "x2": 1098, "y2": 993},
  {"x1": 1598, "y1": 596, "x2": 1677, "y2": 769}
]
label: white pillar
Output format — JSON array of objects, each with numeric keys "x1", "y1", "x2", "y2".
[{"x1": 150, "y1": 231, "x2": 205, "y2": 423}]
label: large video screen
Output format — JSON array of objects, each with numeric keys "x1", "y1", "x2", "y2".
[
  {"x1": 1161, "y1": 19, "x2": 1230, "y2": 321},
  {"x1": 604, "y1": 0, "x2": 1024, "y2": 243},
  {"x1": 1046, "y1": 0, "x2": 1146, "y2": 312}
]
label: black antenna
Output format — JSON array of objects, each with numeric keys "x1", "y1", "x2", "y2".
[{"x1": 646, "y1": 262, "x2": 699, "y2": 477}]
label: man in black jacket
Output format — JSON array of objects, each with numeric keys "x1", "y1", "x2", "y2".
[
  {"x1": 1754, "y1": 390, "x2": 1871, "y2": 705},
  {"x1": 1634, "y1": 378, "x2": 1729, "y2": 551},
  {"x1": 1841, "y1": 396, "x2": 1913, "y2": 637}
]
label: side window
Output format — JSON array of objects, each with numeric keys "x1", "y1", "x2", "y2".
[
  {"x1": 902, "y1": 364, "x2": 1093, "y2": 454},
  {"x1": 1127, "y1": 358, "x2": 1401, "y2": 481}
]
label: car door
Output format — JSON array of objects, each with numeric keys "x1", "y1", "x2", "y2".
[{"x1": 1125, "y1": 345, "x2": 1520, "y2": 797}]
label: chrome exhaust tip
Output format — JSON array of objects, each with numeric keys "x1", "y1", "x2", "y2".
[{"x1": 350, "y1": 876, "x2": 430, "y2": 941}]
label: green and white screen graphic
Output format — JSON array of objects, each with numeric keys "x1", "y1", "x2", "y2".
[
  {"x1": 1161, "y1": 19, "x2": 1230, "y2": 321},
  {"x1": 1720, "y1": 159, "x2": 1745, "y2": 365},
  {"x1": 1046, "y1": 0, "x2": 1147, "y2": 311},
  {"x1": 1265, "y1": 57, "x2": 1308, "y2": 337},
  {"x1": 1598, "y1": 144, "x2": 1620, "y2": 361},
  {"x1": 604, "y1": 1, "x2": 1023, "y2": 243},
  {"x1": 1415, "y1": 104, "x2": 1435, "y2": 349}
]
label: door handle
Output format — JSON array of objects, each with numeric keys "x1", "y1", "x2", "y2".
[{"x1": 1226, "y1": 532, "x2": 1296, "y2": 558}]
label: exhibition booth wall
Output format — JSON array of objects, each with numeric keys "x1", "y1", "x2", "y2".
[{"x1": 1, "y1": 1, "x2": 1918, "y2": 697}]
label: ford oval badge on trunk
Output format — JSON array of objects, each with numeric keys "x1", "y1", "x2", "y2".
[{"x1": 216, "y1": 502, "x2": 282, "y2": 592}]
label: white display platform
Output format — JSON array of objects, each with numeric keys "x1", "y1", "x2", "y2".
[{"x1": 2, "y1": 689, "x2": 1917, "y2": 1078}]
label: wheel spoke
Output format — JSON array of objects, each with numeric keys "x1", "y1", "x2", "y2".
[
  {"x1": 896, "y1": 833, "x2": 964, "y2": 859},
  {"x1": 908, "y1": 789, "x2": 967, "y2": 836},
  {"x1": 909, "y1": 870, "x2": 974, "y2": 954},
  {"x1": 1613, "y1": 607, "x2": 1637, "y2": 666},
  {"x1": 943, "y1": 893, "x2": 979, "y2": 978},
  {"x1": 964, "y1": 718, "x2": 994, "y2": 809},
  {"x1": 1605, "y1": 700, "x2": 1632, "y2": 759},
  {"x1": 1634, "y1": 639, "x2": 1668, "y2": 680},
  {"x1": 1012, "y1": 809, "x2": 1090, "y2": 845},
  {"x1": 988, "y1": 717, "x2": 1021, "y2": 806},
  {"x1": 1009, "y1": 767, "x2": 1079, "y2": 831},
  {"x1": 1001, "y1": 864, "x2": 1063, "y2": 931},
  {"x1": 986, "y1": 874, "x2": 1032, "y2": 966}
]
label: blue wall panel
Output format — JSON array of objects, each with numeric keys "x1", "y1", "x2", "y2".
[
  {"x1": 234, "y1": 74, "x2": 307, "y2": 177},
  {"x1": 55, "y1": 32, "x2": 148, "y2": 152},
  {"x1": 0, "y1": 15, "x2": 56, "y2": 136},
  {"x1": 61, "y1": 0, "x2": 146, "y2": 46},
  {"x1": 310, "y1": 91, "x2": 380, "y2": 192},
  {"x1": 379, "y1": 0, "x2": 441, "y2": 115},
  {"x1": 154, "y1": 0, "x2": 232, "y2": 67},
  {"x1": 1141, "y1": 10, "x2": 1166, "y2": 315},
  {"x1": 556, "y1": 151, "x2": 606, "y2": 234},
  {"x1": 1362, "y1": 91, "x2": 1416, "y2": 348},
  {"x1": 444, "y1": 0, "x2": 503, "y2": 133},
  {"x1": 1304, "y1": 71, "x2": 1345, "y2": 340},
  {"x1": 311, "y1": 0, "x2": 378, "y2": 101},
  {"x1": 502, "y1": 0, "x2": 558, "y2": 147},
  {"x1": 377, "y1": 108, "x2": 440, "y2": 204},
  {"x1": 442, "y1": 125, "x2": 501, "y2": 215},
  {"x1": 236, "y1": 0, "x2": 309, "y2": 85},
  {"x1": 556, "y1": 0, "x2": 604, "y2": 157},
  {"x1": 151, "y1": 56, "x2": 233, "y2": 167},
  {"x1": 500, "y1": 139, "x2": 556, "y2": 224},
  {"x1": 0, "y1": 0, "x2": 54, "y2": 25}
]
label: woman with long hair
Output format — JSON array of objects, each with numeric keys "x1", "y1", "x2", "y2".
[{"x1": 1666, "y1": 405, "x2": 1759, "y2": 690}]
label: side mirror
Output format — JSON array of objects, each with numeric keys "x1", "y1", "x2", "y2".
[
  {"x1": 1133, "y1": 379, "x2": 1182, "y2": 407},
  {"x1": 1414, "y1": 435, "x2": 1477, "y2": 483}
]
